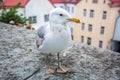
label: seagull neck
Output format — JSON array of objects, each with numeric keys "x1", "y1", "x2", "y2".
[{"x1": 50, "y1": 23, "x2": 66, "y2": 33}]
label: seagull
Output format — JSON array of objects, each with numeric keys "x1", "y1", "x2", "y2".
[{"x1": 36, "y1": 8, "x2": 80, "y2": 74}]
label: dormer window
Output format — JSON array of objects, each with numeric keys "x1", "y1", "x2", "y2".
[{"x1": 92, "y1": 0, "x2": 98, "y2": 3}]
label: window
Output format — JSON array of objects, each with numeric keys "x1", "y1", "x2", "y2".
[
  {"x1": 67, "y1": 6, "x2": 70, "y2": 12},
  {"x1": 103, "y1": 0, "x2": 106, "y2": 4},
  {"x1": 90, "y1": 10, "x2": 94, "y2": 18},
  {"x1": 99, "y1": 40, "x2": 103, "y2": 48},
  {"x1": 92, "y1": 0, "x2": 98, "y2": 3},
  {"x1": 44, "y1": 14, "x2": 49, "y2": 22},
  {"x1": 100, "y1": 26, "x2": 105, "y2": 34},
  {"x1": 29, "y1": 16, "x2": 37, "y2": 24},
  {"x1": 60, "y1": 6, "x2": 63, "y2": 8},
  {"x1": 83, "y1": 9, "x2": 86, "y2": 16},
  {"x1": 102, "y1": 11, "x2": 107, "y2": 19},
  {"x1": 80, "y1": 36, "x2": 84, "y2": 43},
  {"x1": 88, "y1": 24, "x2": 92, "y2": 32},
  {"x1": 72, "y1": 6, "x2": 74, "y2": 13},
  {"x1": 87, "y1": 37, "x2": 91, "y2": 45},
  {"x1": 81, "y1": 23, "x2": 85, "y2": 30}
]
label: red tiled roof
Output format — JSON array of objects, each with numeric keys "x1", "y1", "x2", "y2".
[
  {"x1": 49, "y1": 0, "x2": 80, "y2": 4},
  {"x1": 110, "y1": 0, "x2": 120, "y2": 4},
  {"x1": 0, "y1": 0, "x2": 29, "y2": 8},
  {"x1": 109, "y1": 0, "x2": 120, "y2": 7},
  {"x1": 118, "y1": 10, "x2": 120, "y2": 13},
  {"x1": 49, "y1": 0, "x2": 64, "y2": 3}
]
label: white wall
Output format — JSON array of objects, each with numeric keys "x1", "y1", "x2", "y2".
[
  {"x1": 54, "y1": 3, "x2": 65, "y2": 8},
  {"x1": 54, "y1": 3, "x2": 75, "y2": 16},
  {"x1": 25, "y1": 0, "x2": 54, "y2": 29},
  {"x1": 66, "y1": 4, "x2": 75, "y2": 16},
  {"x1": 17, "y1": 8, "x2": 25, "y2": 15}
]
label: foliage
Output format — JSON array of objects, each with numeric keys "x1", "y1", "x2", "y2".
[{"x1": 0, "y1": 3, "x2": 28, "y2": 24}]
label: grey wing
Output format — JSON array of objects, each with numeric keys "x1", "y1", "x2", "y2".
[{"x1": 36, "y1": 25, "x2": 47, "y2": 48}]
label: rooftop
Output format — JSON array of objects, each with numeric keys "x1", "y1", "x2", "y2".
[
  {"x1": 109, "y1": 0, "x2": 120, "y2": 7},
  {"x1": 49, "y1": 0, "x2": 80, "y2": 4},
  {"x1": 0, "y1": 0, "x2": 29, "y2": 8}
]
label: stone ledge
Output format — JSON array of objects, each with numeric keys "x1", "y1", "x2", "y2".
[{"x1": 0, "y1": 22, "x2": 120, "y2": 80}]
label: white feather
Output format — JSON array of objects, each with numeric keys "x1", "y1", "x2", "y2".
[{"x1": 38, "y1": 8, "x2": 72, "y2": 54}]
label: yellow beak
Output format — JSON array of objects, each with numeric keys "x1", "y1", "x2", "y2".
[{"x1": 68, "y1": 18, "x2": 80, "y2": 23}]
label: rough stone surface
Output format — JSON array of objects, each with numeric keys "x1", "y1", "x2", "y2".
[{"x1": 0, "y1": 22, "x2": 120, "y2": 80}]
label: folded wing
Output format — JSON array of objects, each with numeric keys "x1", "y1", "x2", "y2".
[{"x1": 36, "y1": 25, "x2": 47, "y2": 48}]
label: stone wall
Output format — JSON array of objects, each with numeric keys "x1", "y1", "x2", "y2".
[{"x1": 0, "y1": 22, "x2": 120, "y2": 80}]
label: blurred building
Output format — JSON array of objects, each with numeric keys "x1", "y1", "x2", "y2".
[
  {"x1": 25, "y1": 0, "x2": 54, "y2": 29},
  {"x1": 49, "y1": 0, "x2": 80, "y2": 16},
  {"x1": 74, "y1": 0, "x2": 120, "y2": 51},
  {"x1": 110, "y1": 0, "x2": 120, "y2": 52},
  {"x1": 0, "y1": 0, "x2": 54, "y2": 29}
]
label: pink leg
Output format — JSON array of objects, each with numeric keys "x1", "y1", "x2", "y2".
[
  {"x1": 56, "y1": 53, "x2": 69, "y2": 73},
  {"x1": 45, "y1": 54, "x2": 55, "y2": 74}
]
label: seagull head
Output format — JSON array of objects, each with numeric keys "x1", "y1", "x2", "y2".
[{"x1": 49, "y1": 8, "x2": 80, "y2": 26}]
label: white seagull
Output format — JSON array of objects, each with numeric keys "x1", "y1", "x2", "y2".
[{"x1": 36, "y1": 8, "x2": 80, "y2": 74}]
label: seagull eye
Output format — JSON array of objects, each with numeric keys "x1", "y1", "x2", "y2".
[{"x1": 59, "y1": 14, "x2": 63, "y2": 16}]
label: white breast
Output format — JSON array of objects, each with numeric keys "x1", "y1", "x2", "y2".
[{"x1": 38, "y1": 27, "x2": 72, "y2": 53}]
